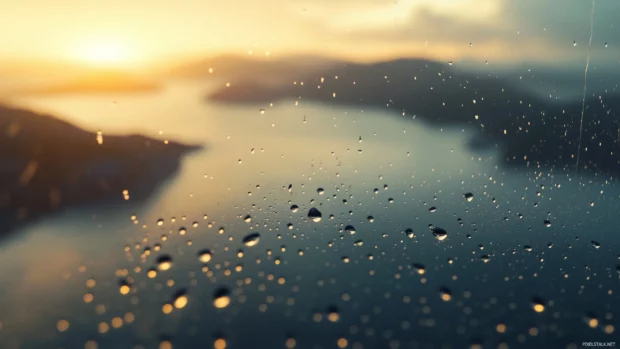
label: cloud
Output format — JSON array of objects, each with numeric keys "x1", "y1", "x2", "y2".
[{"x1": 295, "y1": 0, "x2": 620, "y2": 63}]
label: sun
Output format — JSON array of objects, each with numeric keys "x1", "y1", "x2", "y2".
[{"x1": 74, "y1": 40, "x2": 135, "y2": 66}]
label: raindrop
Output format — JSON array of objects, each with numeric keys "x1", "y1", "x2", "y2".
[
  {"x1": 412, "y1": 263, "x2": 426, "y2": 274},
  {"x1": 290, "y1": 205, "x2": 299, "y2": 213},
  {"x1": 429, "y1": 206, "x2": 437, "y2": 213},
  {"x1": 173, "y1": 290, "x2": 188, "y2": 309},
  {"x1": 344, "y1": 225, "x2": 356, "y2": 235},
  {"x1": 591, "y1": 240, "x2": 600, "y2": 249},
  {"x1": 524, "y1": 245, "x2": 533, "y2": 252},
  {"x1": 431, "y1": 226, "x2": 448, "y2": 241},
  {"x1": 403, "y1": 228, "x2": 415, "y2": 239},
  {"x1": 367, "y1": 216, "x2": 374, "y2": 223},
  {"x1": 157, "y1": 255, "x2": 173, "y2": 271},
  {"x1": 119, "y1": 280, "x2": 131, "y2": 295},
  {"x1": 317, "y1": 188, "x2": 325, "y2": 195},
  {"x1": 198, "y1": 250, "x2": 212, "y2": 263},
  {"x1": 243, "y1": 215, "x2": 252, "y2": 223},
  {"x1": 213, "y1": 287, "x2": 231, "y2": 309},
  {"x1": 532, "y1": 297, "x2": 546, "y2": 313},
  {"x1": 243, "y1": 233, "x2": 261, "y2": 247},
  {"x1": 308, "y1": 208, "x2": 322, "y2": 222},
  {"x1": 544, "y1": 220, "x2": 551, "y2": 228},
  {"x1": 584, "y1": 312, "x2": 599, "y2": 328},
  {"x1": 464, "y1": 193, "x2": 474, "y2": 202},
  {"x1": 439, "y1": 287, "x2": 452, "y2": 301},
  {"x1": 326, "y1": 306, "x2": 340, "y2": 322}
]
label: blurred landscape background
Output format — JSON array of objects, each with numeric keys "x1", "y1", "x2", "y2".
[{"x1": 1, "y1": 1, "x2": 619, "y2": 349}]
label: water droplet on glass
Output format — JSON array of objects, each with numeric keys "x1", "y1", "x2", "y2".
[
  {"x1": 119, "y1": 280, "x2": 131, "y2": 295},
  {"x1": 591, "y1": 240, "x2": 600, "y2": 249},
  {"x1": 213, "y1": 287, "x2": 231, "y2": 309},
  {"x1": 157, "y1": 255, "x2": 173, "y2": 271},
  {"x1": 431, "y1": 226, "x2": 448, "y2": 241},
  {"x1": 326, "y1": 306, "x2": 340, "y2": 322},
  {"x1": 308, "y1": 208, "x2": 322, "y2": 222},
  {"x1": 173, "y1": 290, "x2": 188, "y2": 309},
  {"x1": 439, "y1": 287, "x2": 452, "y2": 301},
  {"x1": 532, "y1": 297, "x2": 546, "y2": 313},
  {"x1": 198, "y1": 250, "x2": 212, "y2": 263},
  {"x1": 412, "y1": 263, "x2": 426, "y2": 274},
  {"x1": 244, "y1": 215, "x2": 252, "y2": 223},
  {"x1": 317, "y1": 188, "x2": 325, "y2": 195},
  {"x1": 544, "y1": 220, "x2": 551, "y2": 228},
  {"x1": 290, "y1": 205, "x2": 299, "y2": 213},
  {"x1": 404, "y1": 228, "x2": 415, "y2": 239},
  {"x1": 243, "y1": 233, "x2": 261, "y2": 247},
  {"x1": 345, "y1": 225, "x2": 356, "y2": 235},
  {"x1": 464, "y1": 193, "x2": 474, "y2": 202},
  {"x1": 367, "y1": 216, "x2": 374, "y2": 223}
]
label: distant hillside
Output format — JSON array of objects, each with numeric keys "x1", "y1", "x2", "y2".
[
  {"x1": 207, "y1": 58, "x2": 620, "y2": 176},
  {"x1": 0, "y1": 104, "x2": 200, "y2": 238},
  {"x1": 166, "y1": 54, "x2": 342, "y2": 86}
]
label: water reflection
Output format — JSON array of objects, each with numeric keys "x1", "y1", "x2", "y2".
[{"x1": 0, "y1": 80, "x2": 617, "y2": 349}]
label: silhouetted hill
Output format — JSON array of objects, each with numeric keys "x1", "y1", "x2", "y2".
[
  {"x1": 0, "y1": 104, "x2": 200, "y2": 238},
  {"x1": 207, "y1": 58, "x2": 620, "y2": 176}
]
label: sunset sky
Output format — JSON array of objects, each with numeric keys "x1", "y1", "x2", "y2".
[{"x1": 1, "y1": 0, "x2": 618, "y2": 69}]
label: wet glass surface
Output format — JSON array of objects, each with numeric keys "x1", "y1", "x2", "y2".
[{"x1": 1, "y1": 1, "x2": 619, "y2": 349}]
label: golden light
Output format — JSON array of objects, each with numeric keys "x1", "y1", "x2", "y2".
[
  {"x1": 213, "y1": 295, "x2": 231, "y2": 309},
  {"x1": 174, "y1": 295, "x2": 188, "y2": 309},
  {"x1": 74, "y1": 40, "x2": 135, "y2": 66}
]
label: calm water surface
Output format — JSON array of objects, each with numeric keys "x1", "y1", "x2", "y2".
[{"x1": 0, "y1": 81, "x2": 618, "y2": 349}]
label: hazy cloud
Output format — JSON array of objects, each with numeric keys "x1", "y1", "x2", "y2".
[{"x1": 297, "y1": 0, "x2": 620, "y2": 62}]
